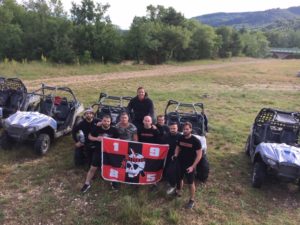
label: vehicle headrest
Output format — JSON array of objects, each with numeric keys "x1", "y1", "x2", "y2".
[{"x1": 61, "y1": 97, "x2": 68, "y2": 105}]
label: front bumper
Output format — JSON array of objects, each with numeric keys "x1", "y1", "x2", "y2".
[
  {"x1": 266, "y1": 159, "x2": 300, "y2": 181},
  {"x1": 5, "y1": 125, "x2": 36, "y2": 141}
]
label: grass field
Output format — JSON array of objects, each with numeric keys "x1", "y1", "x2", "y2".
[{"x1": 0, "y1": 58, "x2": 300, "y2": 225}]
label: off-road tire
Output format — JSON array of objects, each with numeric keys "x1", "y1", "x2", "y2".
[
  {"x1": 0, "y1": 131, "x2": 12, "y2": 150},
  {"x1": 252, "y1": 161, "x2": 267, "y2": 188},
  {"x1": 245, "y1": 135, "x2": 251, "y2": 156},
  {"x1": 34, "y1": 133, "x2": 51, "y2": 155}
]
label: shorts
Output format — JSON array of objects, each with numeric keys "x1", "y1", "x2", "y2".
[
  {"x1": 178, "y1": 165, "x2": 195, "y2": 185},
  {"x1": 91, "y1": 149, "x2": 102, "y2": 167}
]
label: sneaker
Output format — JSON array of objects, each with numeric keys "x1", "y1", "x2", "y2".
[
  {"x1": 174, "y1": 190, "x2": 182, "y2": 197},
  {"x1": 186, "y1": 199, "x2": 195, "y2": 209},
  {"x1": 80, "y1": 183, "x2": 91, "y2": 193},
  {"x1": 166, "y1": 186, "x2": 176, "y2": 195}
]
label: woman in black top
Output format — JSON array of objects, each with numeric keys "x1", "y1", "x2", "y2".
[{"x1": 127, "y1": 87, "x2": 155, "y2": 129}]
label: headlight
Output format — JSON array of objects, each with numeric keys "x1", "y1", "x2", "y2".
[
  {"x1": 27, "y1": 127, "x2": 36, "y2": 133},
  {"x1": 266, "y1": 158, "x2": 277, "y2": 167}
]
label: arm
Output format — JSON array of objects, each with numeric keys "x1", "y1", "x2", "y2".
[
  {"x1": 88, "y1": 133, "x2": 102, "y2": 142},
  {"x1": 148, "y1": 99, "x2": 155, "y2": 118},
  {"x1": 132, "y1": 133, "x2": 138, "y2": 142},
  {"x1": 172, "y1": 145, "x2": 181, "y2": 159},
  {"x1": 186, "y1": 149, "x2": 202, "y2": 173}
]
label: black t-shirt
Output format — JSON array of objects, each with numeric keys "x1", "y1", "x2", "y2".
[
  {"x1": 156, "y1": 124, "x2": 170, "y2": 144},
  {"x1": 137, "y1": 126, "x2": 160, "y2": 144},
  {"x1": 177, "y1": 135, "x2": 202, "y2": 168},
  {"x1": 90, "y1": 126, "x2": 120, "y2": 150},
  {"x1": 72, "y1": 118, "x2": 99, "y2": 144},
  {"x1": 166, "y1": 132, "x2": 181, "y2": 158}
]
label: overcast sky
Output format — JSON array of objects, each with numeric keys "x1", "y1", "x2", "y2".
[{"x1": 62, "y1": 0, "x2": 300, "y2": 29}]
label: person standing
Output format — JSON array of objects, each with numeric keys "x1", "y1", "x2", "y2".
[
  {"x1": 80, "y1": 115, "x2": 119, "y2": 193},
  {"x1": 112, "y1": 112, "x2": 138, "y2": 190},
  {"x1": 127, "y1": 87, "x2": 155, "y2": 129},
  {"x1": 172, "y1": 122, "x2": 202, "y2": 209},
  {"x1": 72, "y1": 108, "x2": 99, "y2": 167},
  {"x1": 164, "y1": 122, "x2": 181, "y2": 194}
]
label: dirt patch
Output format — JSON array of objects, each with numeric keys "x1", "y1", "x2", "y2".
[{"x1": 24, "y1": 59, "x2": 266, "y2": 90}]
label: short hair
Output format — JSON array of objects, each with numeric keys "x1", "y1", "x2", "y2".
[
  {"x1": 183, "y1": 122, "x2": 192, "y2": 129},
  {"x1": 120, "y1": 111, "x2": 129, "y2": 117},
  {"x1": 137, "y1": 86, "x2": 148, "y2": 97},
  {"x1": 168, "y1": 122, "x2": 178, "y2": 127},
  {"x1": 157, "y1": 115, "x2": 164, "y2": 119},
  {"x1": 102, "y1": 114, "x2": 111, "y2": 120}
]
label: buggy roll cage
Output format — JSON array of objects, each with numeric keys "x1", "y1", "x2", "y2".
[
  {"x1": 255, "y1": 108, "x2": 300, "y2": 128},
  {"x1": 91, "y1": 92, "x2": 132, "y2": 109},
  {"x1": 31, "y1": 83, "x2": 78, "y2": 102},
  {"x1": 253, "y1": 108, "x2": 300, "y2": 145},
  {"x1": 0, "y1": 77, "x2": 27, "y2": 92},
  {"x1": 164, "y1": 99, "x2": 204, "y2": 115}
]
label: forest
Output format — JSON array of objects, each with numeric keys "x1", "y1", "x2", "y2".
[{"x1": 0, "y1": 0, "x2": 299, "y2": 64}]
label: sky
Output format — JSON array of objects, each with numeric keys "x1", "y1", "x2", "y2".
[{"x1": 62, "y1": 0, "x2": 300, "y2": 29}]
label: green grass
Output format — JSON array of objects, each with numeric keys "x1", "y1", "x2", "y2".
[{"x1": 1, "y1": 58, "x2": 300, "y2": 224}]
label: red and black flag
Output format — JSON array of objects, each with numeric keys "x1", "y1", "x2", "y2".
[{"x1": 102, "y1": 137, "x2": 169, "y2": 185}]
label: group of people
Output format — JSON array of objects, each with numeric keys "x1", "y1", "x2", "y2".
[{"x1": 72, "y1": 87, "x2": 204, "y2": 209}]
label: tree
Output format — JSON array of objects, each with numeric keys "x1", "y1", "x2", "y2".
[{"x1": 241, "y1": 31, "x2": 269, "y2": 57}]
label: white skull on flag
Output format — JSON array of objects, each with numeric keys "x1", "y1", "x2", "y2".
[{"x1": 125, "y1": 148, "x2": 145, "y2": 178}]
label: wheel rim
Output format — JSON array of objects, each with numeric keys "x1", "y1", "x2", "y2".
[{"x1": 41, "y1": 138, "x2": 49, "y2": 153}]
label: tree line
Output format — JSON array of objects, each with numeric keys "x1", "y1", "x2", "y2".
[{"x1": 0, "y1": 0, "x2": 297, "y2": 64}]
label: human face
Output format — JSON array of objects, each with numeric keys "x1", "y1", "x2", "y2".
[
  {"x1": 102, "y1": 117, "x2": 111, "y2": 129},
  {"x1": 169, "y1": 124, "x2": 178, "y2": 135},
  {"x1": 183, "y1": 125, "x2": 192, "y2": 137},
  {"x1": 157, "y1": 117, "x2": 165, "y2": 126},
  {"x1": 137, "y1": 88, "x2": 145, "y2": 100},
  {"x1": 85, "y1": 112, "x2": 94, "y2": 122},
  {"x1": 143, "y1": 116, "x2": 152, "y2": 128},
  {"x1": 120, "y1": 114, "x2": 129, "y2": 125}
]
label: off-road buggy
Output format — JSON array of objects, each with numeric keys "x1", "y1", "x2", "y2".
[
  {"x1": 0, "y1": 77, "x2": 28, "y2": 121},
  {"x1": 1, "y1": 84, "x2": 84, "y2": 155},
  {"x1": 91, "y1": 92, "x2": 132, "y2": 125},
  {"x1": 245, "y1": 108, "x2": 300, "y2": 188},
  {"x1": 164, "y1": 100, "x2": 209, "y2": 182}
]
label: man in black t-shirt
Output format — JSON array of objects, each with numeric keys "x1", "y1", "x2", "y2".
[
  {"x1": 172, "y1": 122, "x2": 202, "y2": 209},
  {"x1": 80, "y1": 115, "x2": 119, "y2": 193},
  {"x1": 72, "y1": 108, "x2": 99, "y2": 167},
  {"x1": 137, "y1": 116, "x2": 160, "y2": 144},
  {"x1": 156, "y1": 115, "x2": 170, "y2": 144}
]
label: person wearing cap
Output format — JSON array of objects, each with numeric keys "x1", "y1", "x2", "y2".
[{"x1": 72, "y1": 108, "x2": 100, "y2": 167}]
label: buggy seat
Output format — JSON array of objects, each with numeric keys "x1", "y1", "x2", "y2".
[
  {"x1": 55, "y1": 97, "x2": 70, "y2": 126},
  {"x1": 40, "y1": 95, "x2": 54, "y2": 116}
]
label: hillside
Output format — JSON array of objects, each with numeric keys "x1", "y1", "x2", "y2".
[{"x1": 194, "y1": 6, "x2": 300, "y2": 29}]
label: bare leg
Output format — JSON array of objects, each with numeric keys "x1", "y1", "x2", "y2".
[
  {"x1": 189, "y1": 182, "x2": 196, "y2": 200},
  {"x1": 85, "y1": 166, "x2": 98, "y2": 184}
]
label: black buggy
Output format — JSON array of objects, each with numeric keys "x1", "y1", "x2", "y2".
[
  {"x1": 0, "y1": 77, "x2": 28, "y2": 121},
  {"x1": 91, "y1": 92, "x2": 132, "y2": 125},
  {"x1": 245, "y1": 108, "x2": 300, "y2": 188},
  {"x1": 164, "y1": 100, "x2": 209, "y2": 182},
  {"x1": 1, "y1": 84, "x2": 84, "y2": 155}
]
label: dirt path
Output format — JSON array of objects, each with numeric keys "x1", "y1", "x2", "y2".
[{"x1": 24, "y1": 59, "x2": 267, "y2": 90}]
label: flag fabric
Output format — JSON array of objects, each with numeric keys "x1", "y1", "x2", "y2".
[{"x1": 102, "y1": 137, "x2": 169, "y2": 185}]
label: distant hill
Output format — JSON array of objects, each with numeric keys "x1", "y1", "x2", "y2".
[{"x1": 194, "y1": 6, "x2": 300, "y2": 29}]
